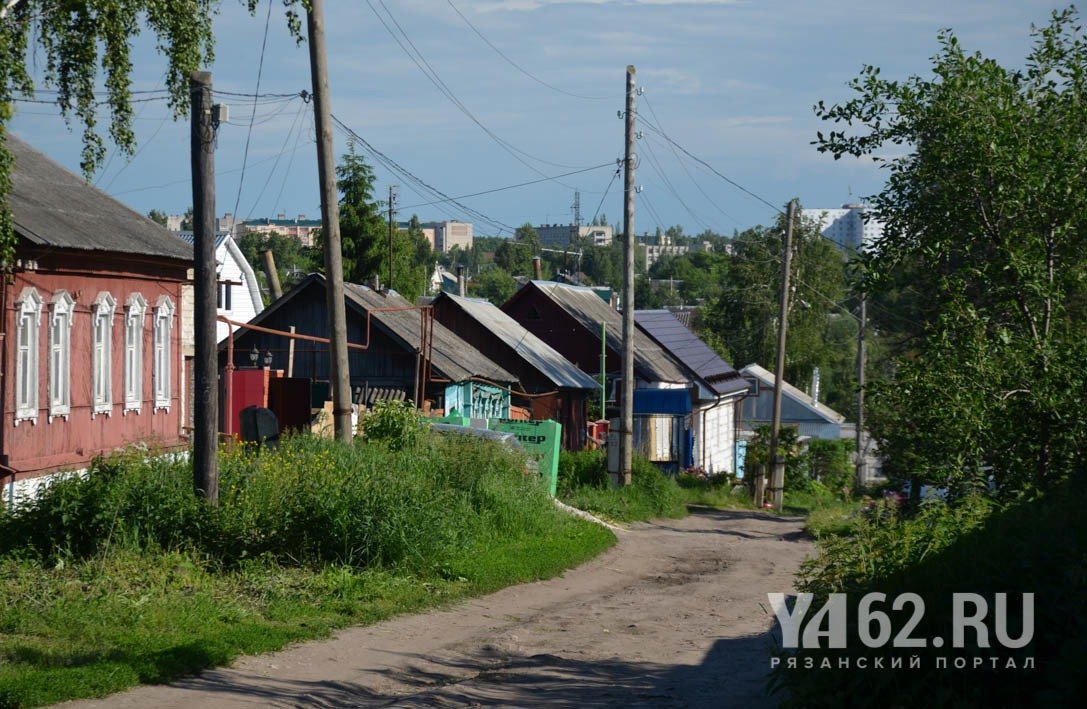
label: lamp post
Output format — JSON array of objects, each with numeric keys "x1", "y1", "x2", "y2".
[{"x1": 249, "y1": 345, "x2": 259, "y2": 367}]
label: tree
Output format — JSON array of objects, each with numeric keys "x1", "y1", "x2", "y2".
[
  {"x1": 180, "y1": 206, "x2": 194, "y2": 231},
  {"x1": 494, "y1": 223, "x2": 540, "y2": 276},
  {"x1": 703, "y1": 210, "x2": 856, "y2": 412},
  {"x1": 147, "y1": 209, "x2": 168, "y2": 227},
  {"x1": 815, "y1": 8, "x2": 1087, "y2": 495},
  {"x1": 470, "y1": 266, "x2": 516, "y2": 306},
  {"x1": 0, "y1": 1, "x2": 308, "y2": 267},
  {"x1": 332, "y1": 142, "x2": 386, "y2": 285}
]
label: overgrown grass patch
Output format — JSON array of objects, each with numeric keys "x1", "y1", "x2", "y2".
[
  {"x1": 0, "y1": 432, "x2": 615, "y2": 707},
  {"x1": 557, "y1": 450, "x2": 687, "y2": 523},
  {"x1": 782, "y1": 482, "x2": 865, "y2": 538}
]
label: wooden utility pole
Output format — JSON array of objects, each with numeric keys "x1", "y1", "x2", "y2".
[
  {"x1": 306, "y1": 0, "x2": 352, "y2": 443},
  {"x1": 619, "y1": 65, "x2": 637, "y2": 487},
  {"x1": 768, "y1": 199, "x2": 797, "y2": 511},
  {"x1": 855, "y1": 294, "x2": 868, "y2": 488},
  {"x1": 387, "y1": 185, "x2": 396, "y2": 291},
  {"x1": 190, "y1": 71, "x2": 218, "y2": 503}
]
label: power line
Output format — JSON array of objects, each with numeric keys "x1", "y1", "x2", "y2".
[
  {"x1": 246, "y1": 102, "x2": 308, "y2": 220},
  {"x1": 590, "y1": 165, "x2": 621, "y2": 226},
  {"x1": 444, "y1": 0, "x2": 617, "y2": 101},
  {"x1": 231, "y1": 0, "x2": 276, "y2": 228},
  {"x1": 398, "y1": 161, "x2": 614, "y2": 210},
  {"x1": 639, "y1": 132, "x2": 714, "y2": 232}
]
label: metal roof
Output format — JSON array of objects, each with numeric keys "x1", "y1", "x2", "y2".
[
  {"x1": 173, "y1": 231, "x2": 230, "y2": 249},
  {"x1": 342, "y1": 282, "x2": 516, "y2": 384},
  {"x1": 8, "y1": 135, "x2": 192, "y2": 261},
  {"x1": 740, "y1": 364, "x2": 846, "y2": 424},
  {"x1": 635, "y1": 309, "x2": 749, "y2": 397},
  {"x1": 517, "y1": 281, "x2": 690, "y2": 384},
  {"x1": 435, "y1": 292, "x2": 601, "y2": 391}
]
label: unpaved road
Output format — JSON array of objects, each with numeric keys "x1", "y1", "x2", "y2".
[{"x1": 67, "y1": 509, "x2": 812, "y2": 708}]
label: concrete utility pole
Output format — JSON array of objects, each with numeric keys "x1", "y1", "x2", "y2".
[
  {"x1": 190, "y1": 71, "x2": 218, "y2": 504},
  {"x1": 768, "y1": 199, "x2": 797, "y2": 511},
  {"x1": 619, "y1": 64, "x2": 637, "y2": 487},
  {"x1": 387, "y1": 185, "x2": 397, "y2": 292},
  {"x1": 307, "y1": 0, "x2": 352, "y2": 443},
  {"x1": 262, "y1": 249, "x2": 283, "y2": 300},
  {"x1": 855, "y1": 294, "x2": 868, "y2": 488}
]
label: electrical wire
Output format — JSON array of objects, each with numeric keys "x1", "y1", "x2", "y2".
[
  {"x1": 444, "y1": 0, "x2": 617, "y2": 101},
  {"x1": 398, "y1": 161, "x2": 614, "y2": 211},
  {"x1": 245, "y1": 102, "x2": 308, "y2": 219},
  {"x1": 231, "y1": 0, "x2": 275, "y2": 228}
]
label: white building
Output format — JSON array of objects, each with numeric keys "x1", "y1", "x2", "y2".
[
  {"x1": 174, "y1": 232, "x2": 264, "y2": 342},
  {"x1": 801, "y1": 203, "x2": 884, "y2": 251},
  {"x1": 423, "y1": 220, "x2": 473, "y2": 253},
  {"x1": 537, "y1": 224, "x2": 614, "y2": 248}
]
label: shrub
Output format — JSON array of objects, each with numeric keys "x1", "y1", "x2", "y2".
[{"x1": 360, "y1": 400, "x2": 421, "y2": 451}]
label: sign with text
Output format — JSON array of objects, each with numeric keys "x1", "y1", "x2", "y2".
[{"x1": 490, "y1": 419, "x2": 562, "y2": 496}]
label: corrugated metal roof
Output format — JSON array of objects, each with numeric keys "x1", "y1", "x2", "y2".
[
  {"x1": 8, "y1": 135, "x2": 193, "y2": 261},
  {"x1": 173, "y1": 231, "x2": 230, "y2": 249},
  {"x1": 635, "y1": 309, "x2": 749, "y2": 397},
  {"x1": 521, "y1": 281, "x2": 690, "y2": 384},
  {"x1": 342, "y1": 282, "x2": 515, "y2": 384},
  {"x1": 436, "y1": 292, "x2": 600, "y2": 391},
  {"x1": 740, "y1": 364, "x2": 846, "y2": 424}
]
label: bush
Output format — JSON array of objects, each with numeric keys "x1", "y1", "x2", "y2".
[
  {"x1": 558, "y1": 450, "x2": 687, "y2": 523},
  {"x1": 360, "y1": 400, "x2": 422, "y2": 451}
]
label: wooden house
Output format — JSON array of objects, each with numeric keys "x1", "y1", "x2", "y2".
[
  {"x1": 174, "y1": 231, "x2": 263, "y2": 342},
  {"x1": 222, "y1": 274, "x2": 516, "y2": 418},
  {"x1": 432, "y1": 292, "x2": 600, "y2": 449},
  {"x1": 2, "y1": 136, "x2": 191, "y2": 500}
]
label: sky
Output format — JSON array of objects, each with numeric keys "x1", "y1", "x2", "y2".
[{"x1": 8, "y1": 0, "x2": 1063, "y2": 238}]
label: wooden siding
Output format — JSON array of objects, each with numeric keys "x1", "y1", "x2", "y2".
[
  {"x1": 502, "y1": 288, "x2": 620, "y2": 377},
  {"x1": 2, "y1": 249, "x2": 187, "y2": 479}
]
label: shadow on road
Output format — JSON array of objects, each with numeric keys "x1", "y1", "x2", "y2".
[{"x1": 172, "y1": 631, "x2": 786, "y2": 708}]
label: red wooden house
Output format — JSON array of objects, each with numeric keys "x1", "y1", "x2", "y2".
[{"x1": 1, "y1": 136, "x2": 191, "y2": 500}]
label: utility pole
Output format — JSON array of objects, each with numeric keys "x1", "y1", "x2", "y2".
[
  {"x1": 855, "y1": 294, "x2": 868, "y2": 489},
  {"x1": 619, "y1": 65, "x2": 637, "y2": 487},
  {"x1": 190, "y1": 71, "x2": 218, "y2": 503},
  {"x1": 768, "y1": 199, "x2": 797, "y2": 511},
  {"x1": 306, "y1": 0, "x2": 352, "y2": 443},
  {"x1": 387, "y1": 185, "x2": 397, "y2": 292}
]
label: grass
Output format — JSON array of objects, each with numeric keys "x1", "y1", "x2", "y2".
[
  {"x1": 782, "y1": 484, "x2": 866, "y2": 538},
  {"x1": 0, "y1": 433, "x2": 615, "y2": 707},
  {"x1": 557, "y1": 450, "x2": 687, "y2": 523}
]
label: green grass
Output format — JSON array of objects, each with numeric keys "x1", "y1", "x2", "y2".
[
  {"x1": 557, "y1": 450, "x2": 687, "y2": 523},
  {"x1": 0, "y1": 433, "x2": 615, "y2": 707},
  {"x1": 781, "y1": 482, "x2": 866, "y2": 538}
]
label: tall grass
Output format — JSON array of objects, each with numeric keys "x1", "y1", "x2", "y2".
[
  {"x1": 0, "y1": 433, "x2": 615, "y2": 706},
  {"x1": 557, "y1": 450, "x2": 687, "y2": 522}
]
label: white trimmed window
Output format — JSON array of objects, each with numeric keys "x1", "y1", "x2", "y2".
[
  {"x1": 153, "y1": 296, "x2": 174, "y2": 411},
  {"x1": 49, "y1": 291, "x2": 75, "y2": 421},
  {"x1": 14, "y1": 287, "x2": 43, "y2": 425},
  {"x1": 124, "y1": 293, "x2": 147, "y2": 414},
  {"x1": 92, "y1": 292, "x2": 116, "y2": 417}
]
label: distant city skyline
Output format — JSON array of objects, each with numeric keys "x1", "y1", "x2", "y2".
[{"x1": 8, "y1": 1, "x2": 1059, "y2": 236}]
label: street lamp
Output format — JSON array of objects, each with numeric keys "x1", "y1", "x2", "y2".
[
  {"x1": 263, "y1": 350, "x2": 273, "y2": 368},
  {"x1": 249, "y1": 344, "x2": 259, "y2": 367}
]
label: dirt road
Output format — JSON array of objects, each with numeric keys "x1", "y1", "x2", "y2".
[{"x1": 68, "y1": 509, "x2": 812, "y2": 708}]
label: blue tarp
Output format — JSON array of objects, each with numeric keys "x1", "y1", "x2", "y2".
[{"x1": 633, "y1": 388, "x2": 691, "y2": 415}]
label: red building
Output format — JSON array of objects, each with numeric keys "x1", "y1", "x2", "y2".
[{"x1": 1, "y1": 137, "x2": 191, "y2": 498}]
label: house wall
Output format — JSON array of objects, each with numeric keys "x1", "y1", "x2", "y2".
[
  {"x1": 696, "y1": 397, "x2": 736, "y2": 475},
  {"x1": 3, "y1": 251, "x2": 187, "y2": 480},
  {"x1": 742, "y1": 386, "x2": 842, "y2": 440},
  {"x1": 216, "y1": 239, "x2": 263, "y2": 342},
  {"x1": 503, "y1": 290, "x2": 619, "y2": 376}
]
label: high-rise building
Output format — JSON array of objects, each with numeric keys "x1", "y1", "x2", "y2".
[
  {"x1": 536, "y1": 223, "x2": 613, "y2": 248},
  {"x1": 800, "y1": 203, "x2": 883, "y2": 251}
]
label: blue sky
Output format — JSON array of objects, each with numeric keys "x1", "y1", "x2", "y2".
[{"x1": 8, "y1": 0, "x2": 1061, "y2": 237}]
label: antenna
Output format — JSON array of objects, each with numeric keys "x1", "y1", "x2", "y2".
[{"x1": 572, "y1": 190, "x2": 582, "y2": 226}]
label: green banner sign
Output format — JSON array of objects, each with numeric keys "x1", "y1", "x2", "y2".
[{"x1": 489, "y1": 419, "x2": 562, "y2": 496}]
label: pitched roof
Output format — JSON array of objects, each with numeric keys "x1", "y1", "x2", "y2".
[
  {"x1": 8, "y1": 135, "x2": 192, "y2": 261},
  {"x1": 635, "y1": 309, "x2": 748, "y2": 397},
  {"x1": 434, "y1": 292, "x2": 600, "y2": 391},
  {"x1": 173, "y1": 231, "x2": 230, "y2": 249},
  {"x1": 740, "y1": 363, "x2": 846, "y2": 424},
  {"x1": 341, "y1": 282, "x2": 515, "y2": 384},
  {"x1": 512, "y1": 281, "x2": 689, "y2": 384}
]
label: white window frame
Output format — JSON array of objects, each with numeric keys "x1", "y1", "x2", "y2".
[
  {"x1": 14, "y1": 287, "x2": 42, "y2": 425},
  {"x1": 123, "y1": 293, "x2": 147, "y2": 414},
  {"x1": 91, "y1": 292, "x2": 116, "y2": 418},
  {"x1": 153, "y1": 295, "x2": 174, "y2": 411},
  {"x1": 48, "y1": 291, "x2": 75, "y2": 422}
]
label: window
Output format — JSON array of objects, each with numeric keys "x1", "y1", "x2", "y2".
[
  {"x1": 124, "y1": 293, "x2": 147, "y2": 413},
  {"x1": 92, "y1": 292, "x2": 116, "y2": 417},
  {"x1": 49, "y1": 291, "x2": 75, "y2": 421},
  {"x1": 14, "y1": 287, "x2": 42, "y2": 425},
  {"x1": 217, "y1": 280, "x2": 233, "y2": 311},
  {"x1": 154, "y1": 296, "x2": 174, "y2": 410}
]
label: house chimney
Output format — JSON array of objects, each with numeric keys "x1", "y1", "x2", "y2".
[
  {"x1": 532, "y1": 256, "x2": 542, "y2": 280},
  {"x1": 456, "y1": 265, "x2": 466, "y2": 297}
]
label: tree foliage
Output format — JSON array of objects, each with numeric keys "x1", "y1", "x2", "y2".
[
  {"x1": 0, "y1": 1, "x2": 309, "y2": 267},
  {"x1": 815, "y1": 7, "x2": 1087, "y2": 495}
]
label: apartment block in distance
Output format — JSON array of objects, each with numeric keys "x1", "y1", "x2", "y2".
[{"x1": 536, "y1": 224, "x2": 614, "y2": 248}]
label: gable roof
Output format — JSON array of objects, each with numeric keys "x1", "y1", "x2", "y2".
[
  {"x1": 174, "y1": 231, "x2": 230, "y2": 249},
  {"x1": 507, "y1": 281, "x2": 689, "y2": 384},
  {"x1": 8, "y1": 135, "x2": 192, "y2": 261},
  {"x1": 740, "y1": 363, "x2": 846, "y2": 424},
  {"x1": 236, "y1": 274, "x2": 515, "y2": 384},
  {"x1": 342, "y1": 282, "x2": 515, "y2": 384},
  {"x1": 635, "y1": 309, "x2": 748, "y2": 397},
  {"x1": 434, "y1": 292, "x2": 600, "y2": 391}
]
